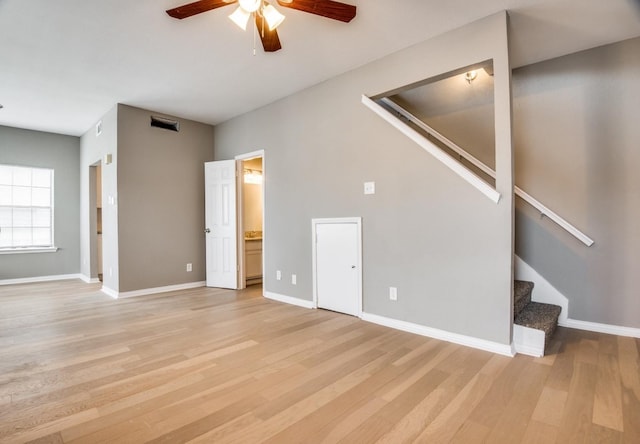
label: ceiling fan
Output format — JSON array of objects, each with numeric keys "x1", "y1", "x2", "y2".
[{"x1": 166, "y1": 0, "x2": 357, "y2": 52}]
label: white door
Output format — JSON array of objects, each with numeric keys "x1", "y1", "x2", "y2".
[
  {"x1": 314, "y1": 220, "x2": 361, "y2": 316},
  {"x1": 204, "y1": 160, "x2": 238, "y2": 289}
]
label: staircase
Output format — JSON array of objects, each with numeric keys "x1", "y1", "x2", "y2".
[{"x1": 514, "y1": 280, "x2": 562, "y2": 354}]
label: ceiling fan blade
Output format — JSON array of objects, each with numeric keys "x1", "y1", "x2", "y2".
[
  {"x1": 166, "y1": 0, "x2": 235, "y2": 19},
  {"x1": 276, "y1": 0, "x2": 356, "y2": 23},
  {"x1": 255, "y1": 14, "x2": 282, "y2": 52}
]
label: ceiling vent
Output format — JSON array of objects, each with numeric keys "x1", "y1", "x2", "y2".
[{"x1": 150, "y1": 115, "x2": 180, "y2": 132}]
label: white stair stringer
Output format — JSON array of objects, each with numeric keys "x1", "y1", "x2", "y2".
[{"x1": 514, "y1": 255, "x2": 568, "y2": 324}]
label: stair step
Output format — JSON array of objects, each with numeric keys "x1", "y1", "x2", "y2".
[
  {"x1": 515, "y1": 302, "x2": 562, "y2": 346},
  {"x1": 514, "y1": 280, "x2": 534, "y2": 320}
]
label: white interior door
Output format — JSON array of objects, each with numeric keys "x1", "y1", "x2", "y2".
[
  {"x1": 205, "y1": 160, "x2": 238, "y2": 289},
  {"x1": 314, "y1": 219, "x2": 361, "y2": 317}
]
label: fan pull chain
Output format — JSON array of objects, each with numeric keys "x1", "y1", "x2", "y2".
[{"x1": 253, "y1": 15, "x2": 257, "y2": 56}]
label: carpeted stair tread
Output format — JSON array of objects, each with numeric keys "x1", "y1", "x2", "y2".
[
  {"x1": 514, "y1": 280, "x2": 534, "y2": 320},
  {"x1": 515, "y1": 301, "x2": 562, "y2": 344}
]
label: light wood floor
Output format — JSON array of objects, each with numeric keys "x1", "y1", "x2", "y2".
[{"x1": 1, "y1": 280, "x2": 638, "y2": 443}]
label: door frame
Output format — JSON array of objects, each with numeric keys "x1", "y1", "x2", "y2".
[
  {"x1": 235, "y1": 150, "x2": 265, "y2": 290},
  {"x1": 311, "y1": 217, "x2": 363, "y2": 317}
]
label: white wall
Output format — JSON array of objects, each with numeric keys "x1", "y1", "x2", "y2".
[{"x1": 80, "y1": 106, "x2": 119, "y2": 290}]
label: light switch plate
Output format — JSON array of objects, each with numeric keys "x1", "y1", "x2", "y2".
[{"x1": 364, "y1": 181, "x2": 375, "y2": 195}]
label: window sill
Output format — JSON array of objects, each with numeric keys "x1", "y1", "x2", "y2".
[{"x1": 0, "y1": 247, "x2": 59, "y2": 255}]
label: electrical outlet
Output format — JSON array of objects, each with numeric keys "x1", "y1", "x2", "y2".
[
  {"x1": 291, "y1": 274, "x2": 297, "y2": 285},
  {"x1": 186, "y1": 263, "x2": 192, "y2": 272},
  {"x1": 276, "y1": 270, "x2": 282, "y2": 281},
  {"x1": 389, "y1": 287, "x2": 398, "y2": 301}
]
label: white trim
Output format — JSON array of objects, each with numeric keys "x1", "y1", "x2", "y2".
[
  {"x1": 361, "y1": 95, "x2": 501, "y2": 204},
  {"x1": 361, "y1": 312, "x2": 515, "y2": 357},
  {"x1": 378, "y1": 97, "x2": 593, "y2": 247},
  {"x1": 515, "y1": 188, "x2": 594, "y2": 246},
  {"x1": 264, "y1": 291, "x2": 315, "y2": 309},
  {"x1": 114, "y1": 281, "x2": 206, "y2": 299},
  {"x1": 234, "y1": 150, "x2": 265, "y2": 161},
  {"x1": 513, "y1": 324, "x2": 545, "y2": 357},
  {"x1": 516, "y1": 256, "x2": 640, "y2": 339},
  {"x1": 0, "y1": 273, "x2": 83, "y2": 286},
  {"x1": 0, "y1": 247, "x2": 59, "y2": 255},
  {"x1": 380, "y1": 97, "x2": 497, "y2": 179},
  {"x1": 79, "y1": 274, "x2": 101, "y2": 284},
  {"x1": 101, "y1": 286, "x2": 118, "y2": 299},
  {"x1": 311, "y1": 217, "x2": 363, "y2": 317},
  {"x1": 560, "y1": 319, "x2": 640, "y2": 338}
]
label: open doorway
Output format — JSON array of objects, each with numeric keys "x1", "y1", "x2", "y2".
[
  {"x1": 89, "y1": 161, "x2": 104, "y2": 282},
  {"x1": 95, "y1": 163, "x2": 103, "y2": 281},
  {"x1": 236, "y1": 151, "x2": 264, "y2": 289},
  {"x1": 203, "y1": 151, "x2": 264, "y2": 290}
]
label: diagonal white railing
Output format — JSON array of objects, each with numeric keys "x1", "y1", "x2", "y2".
[
  {"x1": 362, "y1": 95, "x2": 501, "y2": 204},
  {"x1": 368, "y1": 96, "x2": 594, "y2": 247}
]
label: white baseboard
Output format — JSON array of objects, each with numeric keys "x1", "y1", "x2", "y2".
[
  {"x1": 79, "y1": 275, "x2": 101, "y2": 284},
  {"x1": 560, "y1": 318, "x2": 640, "y2": 338},
  {"x1": 516, "y1": 256, "x2": 640, "y2": 339},
  {"x1": 101, "y1": 286, "x2": 118, "y2": 299},
  {"x1": 109, "y1": 281, "x2": 206, "y2": 299},
  {"x1": 513, "y1": 324, "x2": 545, "y2": 357},
  {"x1": 264, "y1": 291, "x2": 315, "y2": 309},
  {"x1": 361, "y1": 312, "x2": 515, "y2": 357},
  {"x1": 0, "y1": 273, "x2": 84, "y2": 286}
]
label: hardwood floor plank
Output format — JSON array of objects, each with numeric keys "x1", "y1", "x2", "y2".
[
  {"x1": 483, "y1": 361, "x2": 551, "y2": 443},
  {"x1": 617, "y1": 336, "x2": 640, "y2": 443},
  {"x1": 531, "y1": 386, "x2": 568, "y2": 427},
  {"x1": 593, "y1": 351, "x2": 624, "y2": 431},
  {"x1": 413, "y1": 354, "x2": 511, "y2": 443},
  {"x1": 556, "y1": 361, "x2": 598, "y2": 443},
  {"x1": 520, "y1": 420, "x2": 558, "y2": 444},
  {"x1": 0, "y1": 280, "x2": 637, "y2": 443},
  {"x1": 448, "y1": 420, "x2": 492, "y2": 444}
]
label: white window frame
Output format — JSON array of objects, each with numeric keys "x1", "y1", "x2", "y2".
[{"x1": 0, "y1": 164, "x2": 57, "y2": 255}]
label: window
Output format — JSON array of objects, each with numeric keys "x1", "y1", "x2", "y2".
[{"x1": 0, "y1": 164, "x2": 55, "y2": 251}]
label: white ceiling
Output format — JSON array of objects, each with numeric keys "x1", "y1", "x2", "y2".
[{"x1": 0, "y1": 0, "x2": 638, "y2": 136}]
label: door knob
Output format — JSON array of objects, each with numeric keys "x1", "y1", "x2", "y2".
[
  {"x1": 204, "y1": 228, "x2": 211, "y2": 233},
  {"x1": 351, "y1": 265, "x2": 356, "y2": 269}
]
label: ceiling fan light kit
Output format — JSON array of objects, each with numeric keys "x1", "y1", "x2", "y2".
[
  {"x1": 238, "y1": 0, "x2": 261, "y2": 13},
  {"x1": 166, "y1": 0, "x2": 356, "y2": 52},
  {"x1": 228, "y1": 6, "x2": 251, "y2": 30},
  {"x1": 262, "y1": 4, "x2": 286, "y2": 31}
]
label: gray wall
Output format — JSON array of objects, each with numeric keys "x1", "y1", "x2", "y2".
[
  {"x1": 116, "y1": 105, "x2": 215, "y2": 292},
  {"x1": 386, "y1": 37, "x2": 640, "y2": 328},
  {"x1": 514, "y1": 37, "x2": 640, "y2": 328},
  {"x1": 214, "y1": 13, "x2": 515, "y2": 345},
  {"x1": 0, "y1": 126, "x2": 80, "y2": 279}
]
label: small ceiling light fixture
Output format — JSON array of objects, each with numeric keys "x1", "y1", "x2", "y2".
[
  {"x1": 244, "y1": 169, "x2": 263, "y2": 184},
  {"x1": 465, "y1": 70, "x2": 478, "y2": 84},
  {"x1": 229, "y1": 0, "x2": 285, "y2": 32}
]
